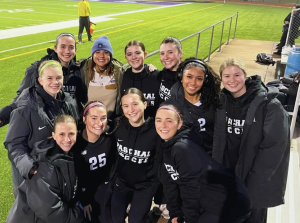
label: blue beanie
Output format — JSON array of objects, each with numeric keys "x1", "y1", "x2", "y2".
[{"x1": 91, "y1": 35, "x2": 113, "y2": 56}]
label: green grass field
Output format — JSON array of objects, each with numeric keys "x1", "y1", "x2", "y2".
[{"x1": 0, "y1": 0, "x2": 294, "y2": 221}]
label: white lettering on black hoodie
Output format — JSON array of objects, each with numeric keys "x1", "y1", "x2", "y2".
[
  {"x1": 223, "y1": 76, "x2": 262, "y2": 170},
  {"x1": 158, "y1": 127, "x2": 251, "y2": 222},
  {"x1": 113, "y1": 116, "x2": 161, "y2": 189},
  {"x1": 158, "y1": 68, "x2": 178, "y2": 104}
]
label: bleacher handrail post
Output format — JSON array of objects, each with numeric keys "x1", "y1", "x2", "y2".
[
  {"x1": 218, "y1": 21, "x2": 225, "y2": 52},
  {"x1": 233, "y1": 12, "x2": 239, "y2": 39},
  {"x1": 195, "y1": 33, "x2": 201, "y2": 58},
  {"x1": 207, "y1": 26, "x2": 215, "y2": 62}
]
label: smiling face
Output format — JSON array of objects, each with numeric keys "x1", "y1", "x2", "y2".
[
  {"x1": 83, "y1": 106, "x2": 107, "y2": 138},
  {"x1": 52, "y1": 122, "x2": 77, "y2": 153},
  {"x1": 38, "y1": 66, "x2": 63, "y2": 98},
  {"x1": 93, "y1": 50, "x2": 111, "y2": 70},
  {"x1": 221, "y1": 65, "x2": 247, "y2": 98},
  {"x1": 125, "y1": 45, "x2": 147, "y2": 73},
  {"x1": 121, "y1": 93, "x2": 147, "y2": 127},
  {"x1": 54, "y1": 36, "x2": 76, "y2": 67},
  {"x1": 160, "y1": 43, "x2": 182, "y2": 71},
  {"x1": 182, "y1": 66, "x2": 205, "y2": 98},
  {"x1": 155, "y1": 109, "x2": 182, "y2": 141}
]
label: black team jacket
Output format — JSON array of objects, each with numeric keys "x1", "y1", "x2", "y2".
[
  {"x1": 213, "y1": 75, "x2": 290, "y2": 208},
  {"x1": 0, "y1": 48, "x2": 86, "y2": 126},
  {"x1": 6, "y1": 138, "x2": 84, "y2": 223},
  {"x1": 4, "y1": 85, "x2": 79, "y2": 182}
]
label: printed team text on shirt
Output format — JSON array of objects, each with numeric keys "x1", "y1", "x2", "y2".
[
  {"x1": 117, "y1": 142, "x2": 151, "y2": 164},
  {"x1": 164, "y1": 163, "x2": 179, "y2": 180},
  {"x1": 226, "y1": 116, "x2": 245, "y2": 135},
  {"x1": 159, "y1": 83, "x2": 171, "y2": 101},
  {"x1": 143, "y1": 93, "x2": 155, "y2": 107}
]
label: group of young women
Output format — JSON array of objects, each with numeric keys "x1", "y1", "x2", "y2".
[{"x1": 2, "y1": 33, "x2": 290, "y2": 223}]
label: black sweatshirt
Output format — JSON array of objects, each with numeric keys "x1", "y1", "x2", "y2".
[
  {"x1": 113, "y1": 116, "x2": 161, "y2": 189},
  {"x1": 158, "y1": 68, "x2": 178, "y2": 104},
  {"x1": 158, "y1": 128, "x2": 251, "y2": 223},
  {"x1": 223, "y1": 77, "x2": 262, "y2": 170},
  {"x1": 166, "y1": 82, "x2": 216, "y2": 154},
  {"x1": 121, "y1": 65, "x2": 161, "y2": 119},
  {"x1": 73, "y1": 130, "x2": 116, "y2": 207}
]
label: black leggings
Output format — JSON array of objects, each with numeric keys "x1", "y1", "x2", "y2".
[{"x1": 111, "y1": 183, "x2": 155, "y2": 223}]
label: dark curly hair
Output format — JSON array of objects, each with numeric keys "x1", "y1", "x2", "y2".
[{"x1": 179, "y1": 57, "x2": 221, "y2": 111}]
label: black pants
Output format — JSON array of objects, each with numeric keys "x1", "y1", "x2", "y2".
[
  {"x1": 242, "y1": 208, "x2": 267, "y2": 223},
  {"x1": 111, "y1": 183, "x2": 155, "y2": 223},
  {"x1": 85, "y1": 183, "x2": 109, "y2": 223},
  {"x1": 78, "y1": 16, "x2": 92, "y2": 41}
]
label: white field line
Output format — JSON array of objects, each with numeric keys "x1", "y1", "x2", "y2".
[
  {"x1": 2, "y1": 4, "x2": 136, "y2": 10},
  {"x1": 0, "y1": 16, "x2": 49, "y2": 22},
  {"x1": 0, "y1": 3, "x2": 188, "y2": 40},
  {"x1": 0, "y1": 20, "x2": 143, "y2": 54}
]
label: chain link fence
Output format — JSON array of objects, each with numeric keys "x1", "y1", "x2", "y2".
[{"x1": 286, "y1": 8, "x2": 300, "y2": 47}]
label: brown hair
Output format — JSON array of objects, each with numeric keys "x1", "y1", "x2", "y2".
[
  {"x1": 157, "y1": 104, "x2": 183, "y2": 123},
  {"x1": 121, "y1": 87, "x2": 146, "y2": 104},
  {"x1": 88, "y1": 57, "x2": 114, "y2": 82},
  {"x1": 160, "y1": 37, "x2": 182, "y2": 52},
  {"x1": 53, "y1": 114, "x2": 77, "y2": 132},
  {"x1": 107, "y1": 88, "x2": 146, "y2": 135},
  {"x1": 55, "y1": 33, "x2": 76, "y2": 49},
  {"x1": 83, "y1": 101, "x2": 107, "y2": 117},
  {"x1": 125, "y1": 40, "x2": 146, "y2": 54}
]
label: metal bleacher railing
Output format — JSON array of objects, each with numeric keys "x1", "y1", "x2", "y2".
[{"x1": 143, "y1": 12, "x2": 239, "y2": 62}]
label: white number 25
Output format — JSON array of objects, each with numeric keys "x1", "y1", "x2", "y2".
[{"x1": 89, "y1": 153, "x2": 106, "y2": 170}]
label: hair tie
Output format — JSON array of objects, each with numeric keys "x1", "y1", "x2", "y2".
[
  {"x1": 83, "y1": 102, "x2": 106, "y2": 116},
  {"x1": 39, "y1": 61, "x2": 62, "y2": 76},
  {"x1": 158, "y1": 105, "x2": 181, "y2": 121}
]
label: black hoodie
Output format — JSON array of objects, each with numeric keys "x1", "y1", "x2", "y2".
[
  {"x1": 113, "y1": 116, "x2": 161, "y2": 189},
  {"x1": 222, "y1": 76, "x2": 263, "y2": 170},
  {"x1": 158, "y1": 68, "x2": 178, "y2": 104},
  {"x1": 158, "y1": 127, "x2": 251, "y2": 223},
  {"x1": 121, "y1": 65, "x2": 161, "y2": 118},
  {"x1": 0, "y1": 48, "x2": 86, "y2": 126}
]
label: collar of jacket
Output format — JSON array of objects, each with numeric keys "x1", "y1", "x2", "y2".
[{"x1": 31, "y1": 138, "x2": 73, "y2": 162}]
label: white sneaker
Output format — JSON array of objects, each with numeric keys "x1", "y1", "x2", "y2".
[{"x1": 159, "y1": 204, "x2": 170, "y2": 219}]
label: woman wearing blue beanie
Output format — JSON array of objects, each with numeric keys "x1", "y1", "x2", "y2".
[{"x1": 79, "y1": 35, "x2": 125, "y2": 119}]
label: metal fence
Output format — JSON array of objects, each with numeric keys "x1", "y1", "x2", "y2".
[
  {"x1": 286, "y1": 8, "x2": 300, "y2": 47},
  {"x1": 145, "y1": 12, "x2": 238, "y2": 62}
]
